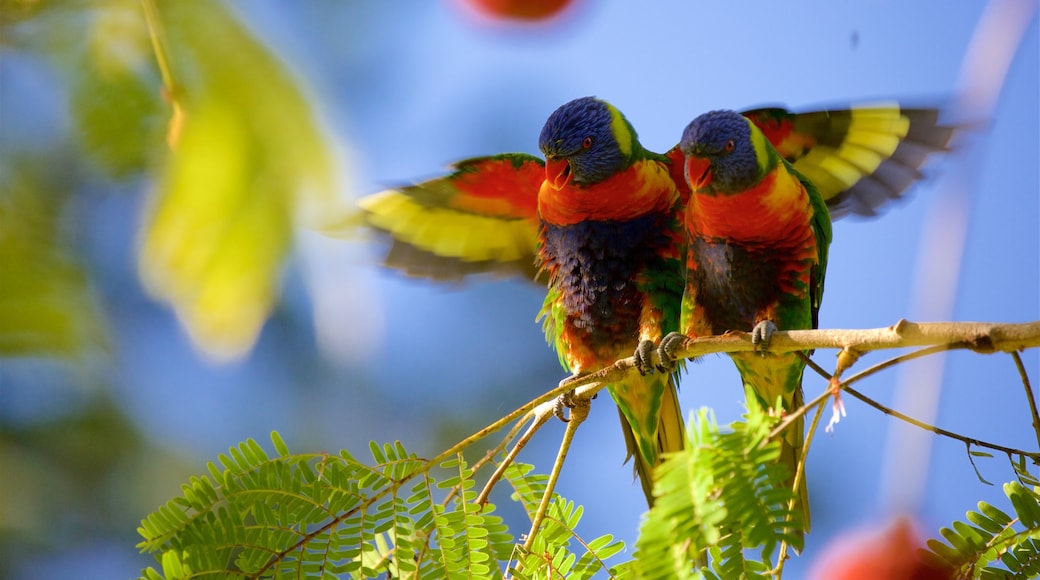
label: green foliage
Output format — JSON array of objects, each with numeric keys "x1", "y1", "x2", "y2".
[
  {"x1": 633, "y1": 403, "x2": 804, "y2": 579},
  {"x1": 138, "y1": 434, "x2": 634, "y2": 579},
  {"x1": 2, "y1": 0, "x2": 165, "y2": 179},
  {"x1": 926, "y1": 480, "x2": 1040, "y2": 578},
  {"x1": 71, "y1": 1, "x2": 164, "y2": 177},
  {"x1": 137, "y1": 402, "x2": 814, "y2": 579},
  {"x1": 134, "y1": 405, "x2": 800, "y2": 579},
  {"x1": 138, "y1": 433, "x2": 514, "y2": 579}
]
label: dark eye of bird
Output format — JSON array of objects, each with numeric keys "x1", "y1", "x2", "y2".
[
  {"x1": 724, "y1": 139, "x2": 735, "y2": 153},
  {"x1": 582, "y1": 136, "x2": 593, "y2": 149}
]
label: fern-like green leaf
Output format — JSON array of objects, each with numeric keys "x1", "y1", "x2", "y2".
[
  {"x1": 925, "y1": 480, "x2": 1040, "y2": 578},
  {"x1": 502, "y1": 462, "x2": 627, "y2": 579},
  {"x1": 138, "y1": 433, "x2": 523, "y2": 579},
  {"x1": 505, "y1": 461, "x2": 548, "y2": 517},
  {"x1": 633, "y1": 403, "x2": 805, "y2": 578}
]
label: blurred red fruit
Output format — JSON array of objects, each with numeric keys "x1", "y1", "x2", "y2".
[
  {"x1": 457, "y1": 0, "x2": 573, "y2": 21},
  {"x1": 809, "y1": 517, "x2": 956, "y2": 580}
]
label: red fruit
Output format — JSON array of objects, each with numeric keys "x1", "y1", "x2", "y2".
[
  {"x1": 809, "y1": 517, "x2": 956, "y2": 580},
  {"x1": 456, "y1": 0, "x2": 574, "y2": 21}
]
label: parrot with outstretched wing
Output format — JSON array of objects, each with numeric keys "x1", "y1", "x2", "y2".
[
  {"x1": 533, "y1": 97, "x2": 686, "y2": 503},
  {"x1": 657, "y1": 109, "x2": 833, "y2": 532}
]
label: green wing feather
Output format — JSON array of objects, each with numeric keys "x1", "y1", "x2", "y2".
[{"x1": 785, "y1": 159, "x2": 833, "y2": 329}]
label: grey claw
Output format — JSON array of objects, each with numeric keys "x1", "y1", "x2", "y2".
[
  {"x1": 751, "y1": 320, "x2": 778, "y2": 352},
  {"x1": 553, "y1": 391, "x2": 575, "y2": 423},
  {"x1": 658, "y1": 332, "x2": 687, "y2": 370},
  {"x1": 634, "y1": 340, "x2": 656, "y2": 375}
]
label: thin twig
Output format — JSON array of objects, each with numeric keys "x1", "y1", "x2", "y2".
[
  {"x1": 141, "y1": 0, "x2": 176, "y2": 90},
  {"x1": 1012, "y1": 350, "x2": 1040, "y2": 452},
  {"x1": 775, "y1": 394, "x2": 827, "y2": 577},
  {"x1": 842, "y1": 385, "x2": 1040, "y2": 460},
  {"x1": 769, "y1": 343, "x2": 1040, "y2": 462},
  {"x1": 798, "y1": 395, "x2": 827, "y2": 497},
  {"x1": 476, "y1": 402, "x2": 556, "y2": 507},
  {"x1": 841, "y1": 344, "x2": 964, "y2": 390},
  {"x1": 801, "y1": 354, "x2": 833, "y2": 381},
  {"x1": 141, "y1": 0, "x2": 188, "y2": 148},
  {"x1": 523, "y1": 395, "x2": 591, "y2": 552}
]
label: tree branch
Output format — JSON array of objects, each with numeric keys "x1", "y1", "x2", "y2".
[
  {"x1": 550, "y1": 320, "x2": 1040, "y2": 476},
  {"x1": 670, "y1": 319, "x2": 1040, "y2": 358},
  {"x1": 561, "y1": 320, "x2": 1040, "y2": 403}
]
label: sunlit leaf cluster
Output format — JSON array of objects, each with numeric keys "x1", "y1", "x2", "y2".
[
  {"x1": 138, "y1": 435, "x2": 504, "y2": 578},
  {"x1": 138, "y1": 0, "x2": 341, "y2": 360}
]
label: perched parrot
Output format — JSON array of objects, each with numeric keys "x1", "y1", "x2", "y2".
[
  {"x1": 658, "y1": 109, "x2": 835, "y2": 532},
  {"x1": 535, "y1": 97, "x2": 687, "y2": 503},
  {"x1": 367, "y1": 96, "x2": 689, "y2": 504},
  {"x1": 358, "y1": 99, "x2": 956, "y2": 506}
]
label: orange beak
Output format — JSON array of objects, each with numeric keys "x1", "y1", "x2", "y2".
[
  {"x1": 685, "y1": 156, "x2": 713, "y2": 190},
  {"x1": 545, "y1": 157, "x2": 572, "y2": 191}
]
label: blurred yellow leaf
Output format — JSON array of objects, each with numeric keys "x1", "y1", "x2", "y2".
[{"x1": 138, "y1": 0, "x2": 339, "y2": 361}]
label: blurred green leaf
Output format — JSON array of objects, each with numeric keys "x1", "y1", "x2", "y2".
[
  {"x1": 71, "y1": 2, "x2": 163, "y2": 177},
  {"x1": 2, "y1": 1, "x2": 163, "y2": 177},
  {"x1": 0, "y1": 0, "x2": 67, "y2": 30},
  {"x1": 70, "y1": 63, "x2": 163, "y2": 177},
  {"x1": 0, "y1": 161, "x2": 106, "y2": 356},
  {"x1": 138, "y1": 0, "x2": 340, "y2": 361}
]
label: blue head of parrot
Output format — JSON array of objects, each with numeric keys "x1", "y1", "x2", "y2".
[
  {"x1": 681, "y1": 109, "x2": 765, "y2": 195},
  {"x1": 539, "y1": 96, "x2": 633, "y2": 189}
]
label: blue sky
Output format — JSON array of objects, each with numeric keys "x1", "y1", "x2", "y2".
[{"x1": 6, "y1": 1, "x2": 1038, "y2": 578}]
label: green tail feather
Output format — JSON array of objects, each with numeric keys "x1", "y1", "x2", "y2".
[
  {"x1": 613, "y1": 372, "x2": 685, "y2": 507},
  {"x1": 732, "y1": 352, "x2": 811, "y2": 533}
]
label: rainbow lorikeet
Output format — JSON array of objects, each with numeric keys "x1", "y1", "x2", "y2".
[
  {"x1": 366, "y1": 96, "x2": 690, "y2": 504},
  {"x1": 657, "y1": 109, "x2": 835, "y2": 531},
  {"x1": 535, "y1": 97, "x2": 687, "y2": 503}
]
